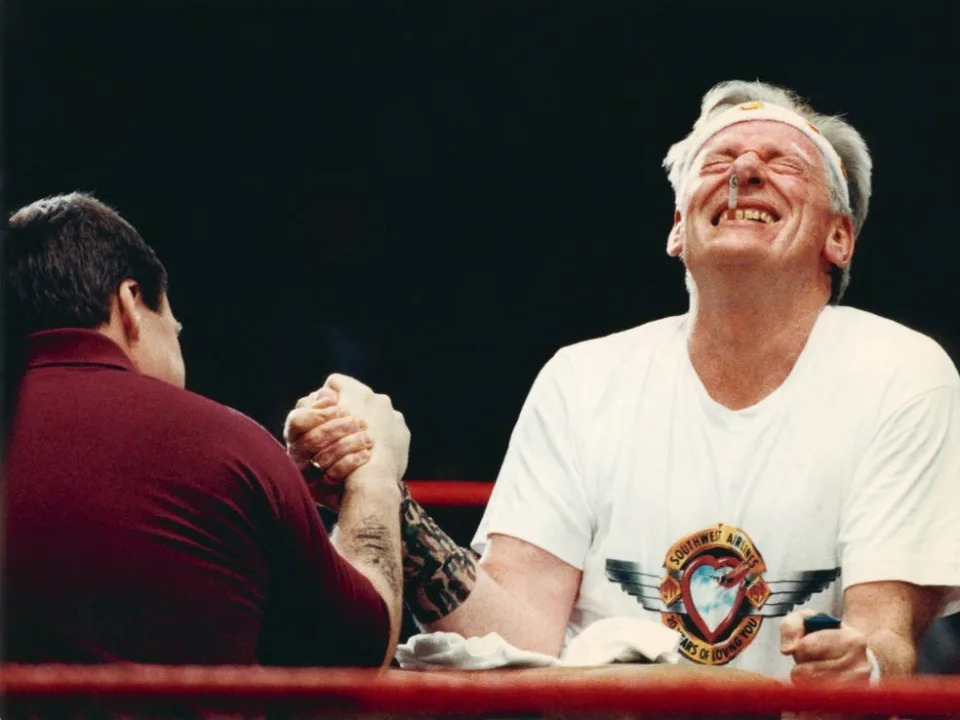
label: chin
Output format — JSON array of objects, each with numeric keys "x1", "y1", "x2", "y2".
[{"x1": 705, "y1": 236, "x2": 774, "y2": 260}]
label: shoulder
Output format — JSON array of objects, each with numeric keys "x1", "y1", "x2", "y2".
[
  {"x1": 519, "y1": 316, "x2": 686, "y2": 419},
  {"x1": 551, "y1": 315, "x2": 686, "y2": 377},
  {"x1": 824, "y1": 307, "x2": 959, "y2": 394},
  {"x1": 122, "y1": 373, "x2": 291, "y2": 463}
]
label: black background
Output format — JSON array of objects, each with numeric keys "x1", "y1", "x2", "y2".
[
  {"x1": 7, "y1": 1, "x2": 960, "y2": 482},
  {"x1": 4, "y1": 0, "x2": 960, "y2": 672}
]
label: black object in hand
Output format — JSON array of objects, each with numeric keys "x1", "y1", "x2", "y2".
[{"x1": 803, "y1": 613, "x2": 841, "y2": 634}]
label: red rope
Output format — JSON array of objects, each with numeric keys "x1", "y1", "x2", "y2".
[
  {"x1": 3, "y1": 664, "x2": 960, "y2": 715},
  {"x1": 406, "y1": 480, "x2": 492, "y2": 507}
]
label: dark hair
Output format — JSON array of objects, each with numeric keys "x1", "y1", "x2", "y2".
[{"x1": 4, "y1": 192, "x2": 167, "y2": 334}]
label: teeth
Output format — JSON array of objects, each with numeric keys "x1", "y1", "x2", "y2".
[{"x1": 722, "y1": 208, "x2": 775, "y2": 224}]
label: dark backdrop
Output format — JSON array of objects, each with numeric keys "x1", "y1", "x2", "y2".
[
  {"x1": 7, "y1": 1, "x2": 960, "y2": 482},
  {"x1": 4, "y1": 0, "x2": 960, "y2": 673}
]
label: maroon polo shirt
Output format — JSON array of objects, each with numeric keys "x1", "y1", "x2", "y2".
[{"x1": 5, "y1": 329, "x2": 389, "y2": 666}]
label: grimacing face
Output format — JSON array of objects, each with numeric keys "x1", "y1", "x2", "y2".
[{"x1": 673, "y1": 120, "x2": 841, "y2": 284}]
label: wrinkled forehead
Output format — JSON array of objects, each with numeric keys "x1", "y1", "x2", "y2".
[{"x1": 694, "y1": 120, "x2": 826, "y2": 172}]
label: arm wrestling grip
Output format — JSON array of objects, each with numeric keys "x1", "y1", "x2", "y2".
[{"x1": 400, "y1": 483, "x2": 479, "y2": 623}]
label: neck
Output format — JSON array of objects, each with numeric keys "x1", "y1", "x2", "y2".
[
  {"x1": 686, "y1": 270, "x2": 829, "y2": 410},
  {"x1": 97, "y1": 320, "x2": 130, "y2": 355}
]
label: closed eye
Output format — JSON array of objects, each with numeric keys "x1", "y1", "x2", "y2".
[
  {"x1": 700, "y1": 157, "x2": 733, "y2": 174},
  {"x1": 768, "y1": 158, "x2": 805, "y2": 172}
]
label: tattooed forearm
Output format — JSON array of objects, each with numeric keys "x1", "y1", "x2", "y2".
[
  {"x1": 343, "y1": 515, "x2": 402, "y2": 597},
  {"x1": 400, "y1": 483, "x2": 479, "y2": 623}
]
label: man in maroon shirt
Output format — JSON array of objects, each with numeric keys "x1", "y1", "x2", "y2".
[{"x1": 4, "y1": 192, "x2": 405, "y2": 667}]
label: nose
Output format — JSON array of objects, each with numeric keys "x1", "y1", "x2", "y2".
[{"x1": 730, "y1": 151, "x2": 766, "y2": 189}]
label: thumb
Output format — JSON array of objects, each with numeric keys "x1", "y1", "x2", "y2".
[{"x1": 780, "y1": 609, "x2": 813, "y2": 654}]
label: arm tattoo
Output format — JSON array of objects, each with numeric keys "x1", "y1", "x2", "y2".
[
  {"x1": 400, "y1": 483, "x2": 479, "y2": 623},
  {"x1": 344, "y1": 515, "x2": 401, "y2": 598}
]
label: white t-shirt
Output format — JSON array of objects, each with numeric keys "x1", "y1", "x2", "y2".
[{"x1": 473, "y1": 306, "x2": 960, "y2": 677}]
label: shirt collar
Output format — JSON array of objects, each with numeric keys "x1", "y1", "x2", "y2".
[{"x1": 25, "y1": 328, "x2": 136, "y2": 372}]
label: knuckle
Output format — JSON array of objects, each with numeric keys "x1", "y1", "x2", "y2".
[
  {"x1": 283, "y1": 419, "x2": 307, "y2": 444},
  {"x1": 324, "y1": 462, "x2": 345, "y2": 479},
  {"x1": 298, "y1": 433, "x2": 325, "y2": 456},
  {"x1": 315, "y1": 415, "x2": 342, "y2": 432},
  {"x1": 336, "y1": 434, "x2": 358, "y2": 453},
  {"x1": 332, "y1": 449, "x2": 368, "y2": 475},
  {"x1": 316, "y1": 407, "x2": 337, "y2": 424},
  {"x1": 295, "y1": 392, "x2": 317, "y2": 409},
  {"x1": 792, "y1": 641, "x2": 813, "y2": 664}
]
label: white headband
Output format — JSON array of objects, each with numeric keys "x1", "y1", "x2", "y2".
[{"x1": 679, "y1": 100, "x2": 849, "y2": 209}]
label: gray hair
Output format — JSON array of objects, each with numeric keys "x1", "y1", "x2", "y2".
[{"x1": 663, "y1": 80, "x2": 872, "y2": 303}]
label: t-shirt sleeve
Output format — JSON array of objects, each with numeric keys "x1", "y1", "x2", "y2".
[
  {"x1": 253, "y1": 435, "x2": 391, "y2": 667},
  {"x1": 840, "y1": 381, "x2": 960, "y2": 616},
  {"x1": 472, "y1": 351, "x2": 594, "y2": 568}
]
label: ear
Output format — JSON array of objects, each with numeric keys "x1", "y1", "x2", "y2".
[
  {"x1": 823, "y1": 214, "x2": 855, "y2": 268},
  {"x1": 667, "y1": 209, "x2": 684, "y2": 258},
  {"x1": 114, "y1": 279, "x2": 144, "y2": 343}
]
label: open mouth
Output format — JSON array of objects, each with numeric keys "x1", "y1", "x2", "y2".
[{"x1": 711, "y1": 207, "x2": 780, "y2": 227}]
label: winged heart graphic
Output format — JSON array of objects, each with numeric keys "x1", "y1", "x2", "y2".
[
  {"x1": 682, "y1": 555, "x2": 746, "y2": 643},
  {"x1": 603, "y1": 523, "x2": 840, "y2": 666}
]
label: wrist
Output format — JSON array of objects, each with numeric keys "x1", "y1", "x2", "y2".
[
  {"x1": 348, "y1": 461, "x2": 402, "y2": 486},
  {"x1": 342, "y1": 472, "x2": 402, "y2": 505}
]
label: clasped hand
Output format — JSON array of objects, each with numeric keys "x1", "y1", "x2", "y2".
[
  {"x1": 284, "y1": 373, "x2": 409, "y2": 510},
  {"x1": 780, "y1": 609, "x2": 876, "y2": 683}
]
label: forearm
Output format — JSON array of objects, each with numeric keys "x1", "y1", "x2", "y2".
[
  {"x1": 425, "y1": 567, "x2": 567, "y2": 656},
  {"x1": 332, "y1": 475, "x2": 403, "y2": 666},
  {"x1": 841, "y1": 581, "x2": 943, "y2": 679},
  {"x1": 400, "y1": 486, "x2": 567, "y2": 656},
  {"x1": 863, "y1": 628, "x2": 917, "y2": 677},
  {"x1": 399, "y1": 483, "x2": 478, "y2": 622}
]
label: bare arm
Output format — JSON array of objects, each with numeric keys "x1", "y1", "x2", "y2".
[
  {"x1": 284, "y1": 378, "x2": 409, "y2": 667},
  {"x1": 285, "y1": 377, "x2": 581, "y2": 657},
  {"x1": 781, "y1": 580, "x2": 943, "y2": 681},
  {"x1": 402, "y1": 486, "x2": 581, "y2": 657},
  {"x1": 331, "y1": 475, "x2": 403, "y2": 666},
  {"x1": 842, "y1": 581, "x2": 942, "y2": 676}
]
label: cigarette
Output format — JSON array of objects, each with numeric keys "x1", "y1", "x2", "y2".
[{"x1": 728, "y1": 175, "x2": 738, "y2": 209}]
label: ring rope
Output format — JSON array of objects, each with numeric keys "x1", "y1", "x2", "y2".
[
  {"x1": 406, "y1": 480, "x2": 492, "y2": 507},
  {"x1": 3, "y1": 664, "x2": 960, "y2": 716}
]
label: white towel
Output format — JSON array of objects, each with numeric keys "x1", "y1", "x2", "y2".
[
  {"x1": 395, "y1": 617, "x2": 681, "y2": 670},
  {"x1": 395, "y1": 631, "x2": 559, "y2": 670},
  {"x1": 561, "y1": 617, "x2": 681, "y2": 666}
]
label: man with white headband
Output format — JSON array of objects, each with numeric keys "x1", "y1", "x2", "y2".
[{"x1": 288, "y1": 80, "x2": 960, "y2": 681}]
